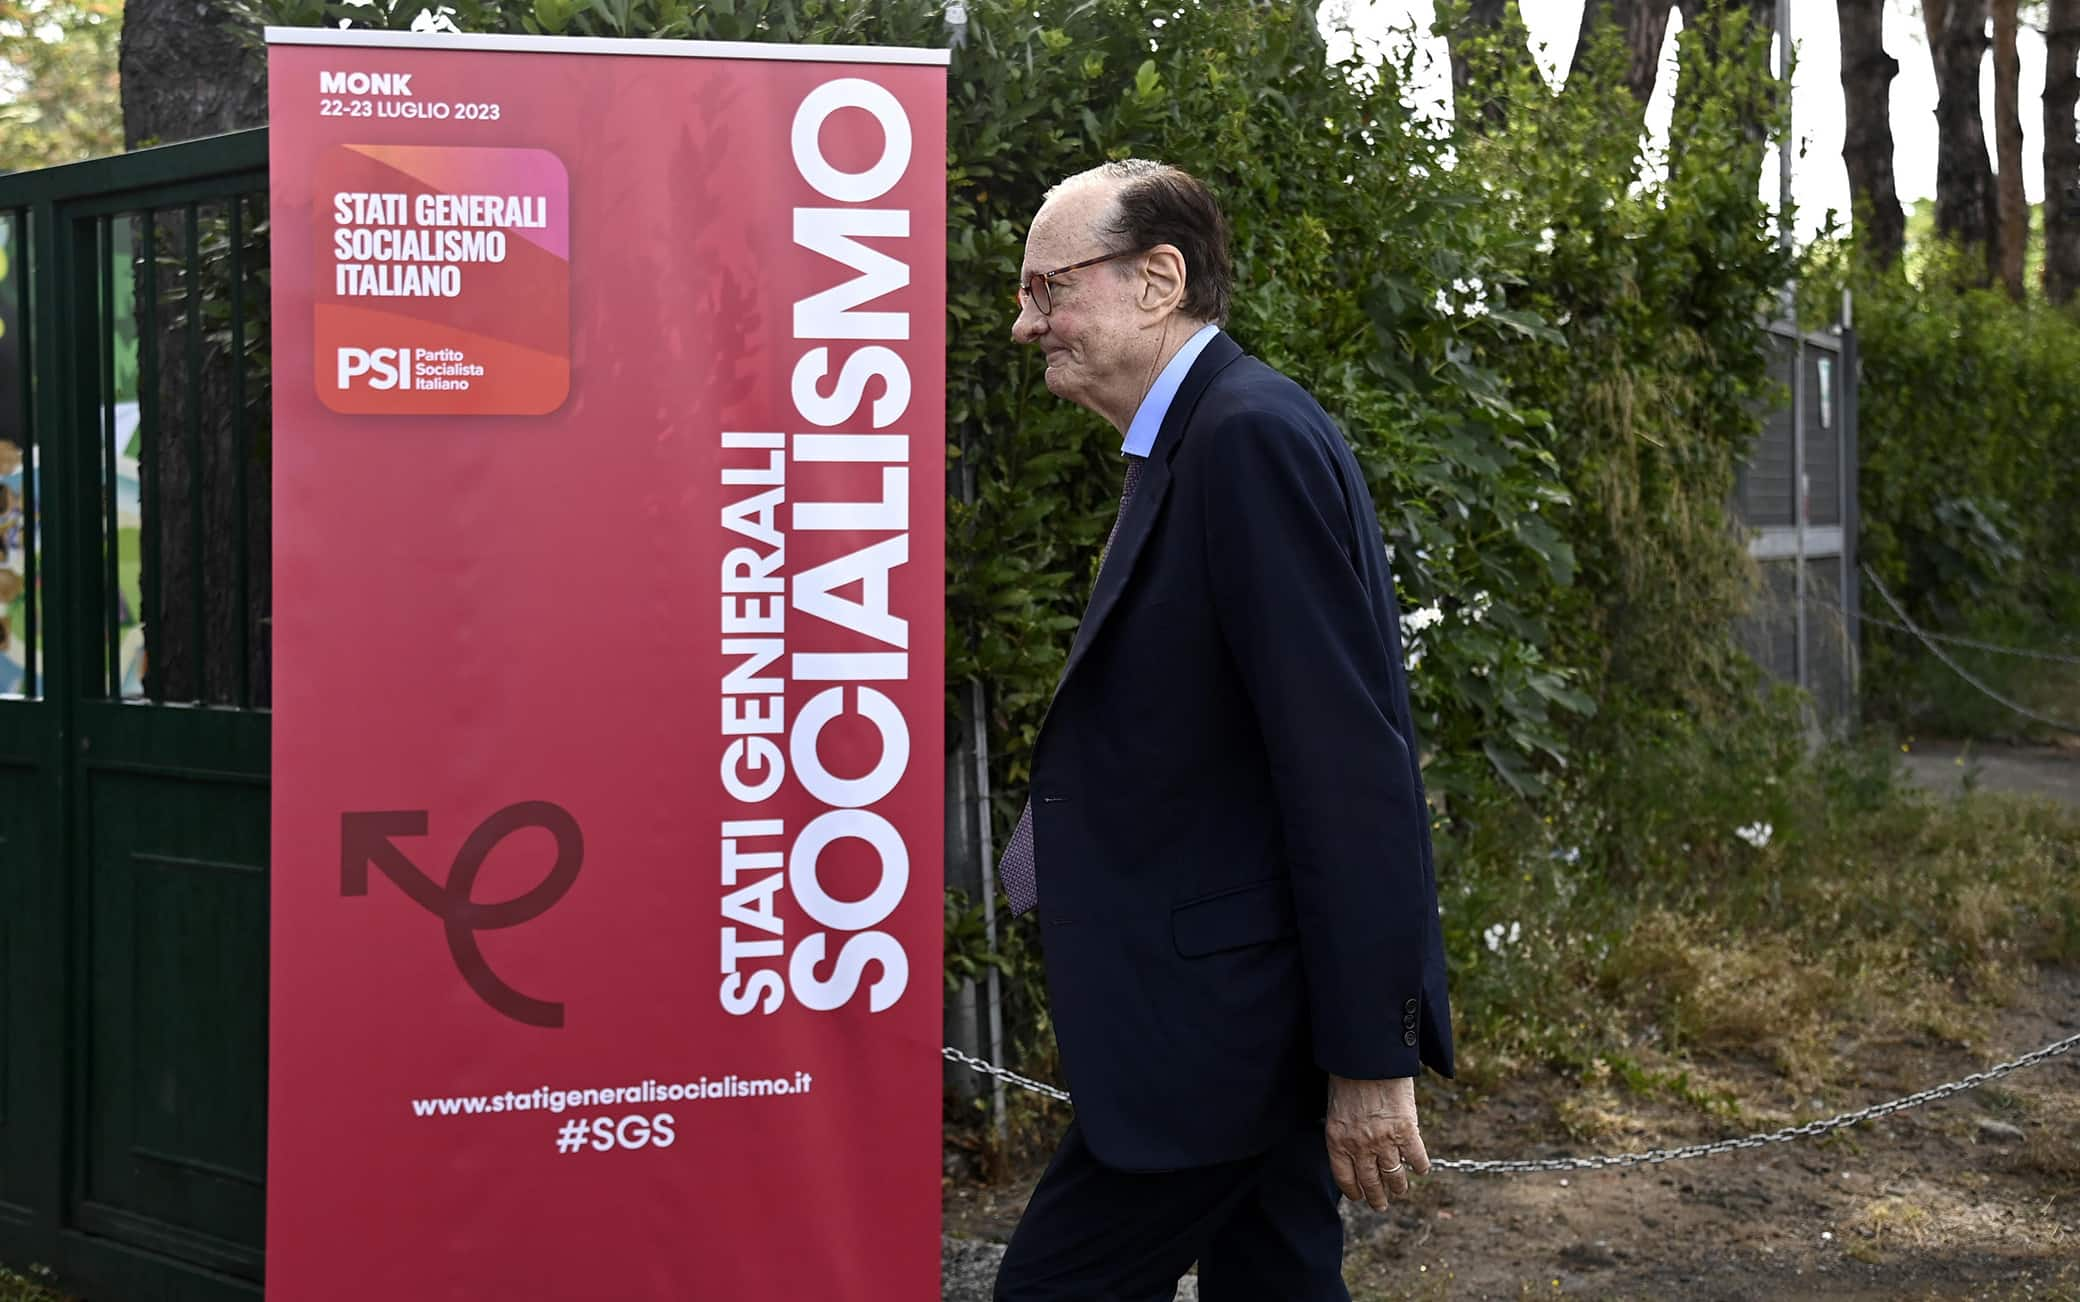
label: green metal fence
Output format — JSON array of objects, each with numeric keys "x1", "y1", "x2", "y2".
[{"x1": 0, "y1": 128, "x2": 271, "y2": 1302}]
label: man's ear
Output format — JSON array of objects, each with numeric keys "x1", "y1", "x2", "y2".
[{"x1": 1139, "y1": 244, "x2": 1188, "y2": 315}]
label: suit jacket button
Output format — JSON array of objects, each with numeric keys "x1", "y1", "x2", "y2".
[
  {"x1": 1403, "y1": 1011, "x2": 1418, "y2": 1030},
  {"x1": 1402, "y1": 1029, "x2": 1419, "y2": 1047},
  {"x1": 1403, "y1": 997, "x2": 1418, "y2": 1014}
]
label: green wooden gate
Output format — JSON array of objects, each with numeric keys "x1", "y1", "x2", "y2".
[{"x1": 0, "y1": 129, "x2": 271, "y2": 1302}]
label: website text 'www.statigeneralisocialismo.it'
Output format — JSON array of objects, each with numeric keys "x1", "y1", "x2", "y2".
[{"x1": 409, "y1": 1073, "x2": 813, "y2": 1152}]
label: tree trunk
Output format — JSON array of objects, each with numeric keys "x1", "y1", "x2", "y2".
[
  {"x1": 1837, "y1": 0, "x2": 1905, "y2": 268},
  {"x1": 1568, "y1": 0, "x2": 1679, "y2": 126},
  {"x1": 2046, "y1": 0, "x2": 2080, "y2": 304},
  {"x1": 1445, "y1": 0, "x2": 1537, "y2": 136},
  {"x1": 1924, "y1": 0, "x2": 2002, "y2": 286},
  {"x1": 120, "y1": 0, "x2": 270, "y2": 704},
  {"x1": 119, "y1": 0, "x2": 267, "y2": 149},
  {"x1": 1993, "y1": 0, "x2": 2027, "y2": 298}
]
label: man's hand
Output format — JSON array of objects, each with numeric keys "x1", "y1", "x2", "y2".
[{"x1": 1325, "y1": 1074, "x2": 1429, "y2": 1210}]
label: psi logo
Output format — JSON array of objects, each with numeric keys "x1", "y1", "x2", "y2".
[
  {"x1": 340, "y1": 801, "x2": 584, "y2": 1027},
  {"x1": 338, "y1": 346, "x2": 411, "y2": 390}
]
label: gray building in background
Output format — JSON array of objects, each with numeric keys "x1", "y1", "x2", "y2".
[{"x1": 1735, "y1": 317, "x2": 1860, "y2": 728}]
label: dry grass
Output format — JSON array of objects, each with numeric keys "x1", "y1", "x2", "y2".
[
  {"x1": 1598, "y1": 911, "x2": 1842, "y2": 1076},
  {"x1": 1844, "y1": 1196, "x2": 1938, "y2": 1263},
  {"x1": 1445, "y1": 739, "x2": 2080, "y2": 1123}
]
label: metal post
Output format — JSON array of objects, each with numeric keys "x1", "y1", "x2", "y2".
[
  {"x1": 1840, "y1": 300, "x2": 1861, "y2": 725},
  {"x1": 137, "y1": 212, "x2": 159, "y2": 702},
  {"x1": 945, "y1": 434, "x2": 1007, "y2": 1143},
  {"x1": 944, "y1": 507, "x2": 983, "y2": 1104},
  {"x1": 30, "y1": 187, "x2": 83, "y2": 1252},
  {"x1": 972, "y1": 677, "x2": 1006, "y2": 1143},
  {"x1": 1793, "y1": 334, "x2": 1809, "y2": 705},
  {"x1": 963, "y1": 449, "x2": 1006, "y2": 1144},
  {"x1": 229, "y1": 195, "x2": 249, "y2": 708},
  {"x1": 182, "y1": 203, "x2": 205, "y2": 703},
  {"x1": 11, "y1": 209, "x2": 36, "y2": 699},
  {"x1": 98, "y1": 217, "x2": 117, "y2": 697}
]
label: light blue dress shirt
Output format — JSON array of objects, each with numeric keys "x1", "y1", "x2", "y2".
[{"x1": 1121, "y1": 323, "x2": 1222, "y2": 457}]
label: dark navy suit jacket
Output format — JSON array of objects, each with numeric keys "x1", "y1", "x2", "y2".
[{"x1": 1028, "y1": 331, "x2": 1454, "y2": 1171}]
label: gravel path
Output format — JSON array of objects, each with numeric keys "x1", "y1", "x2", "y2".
[{"x1": 1897, "y1": 740, "x2": 2080, "y2": 807}]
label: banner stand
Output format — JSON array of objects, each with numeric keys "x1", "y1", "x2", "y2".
[{"x1": 265, "y1": 29, "x2": 947, "y2": 1299}]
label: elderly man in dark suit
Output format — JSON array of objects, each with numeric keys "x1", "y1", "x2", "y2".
[{"x1": 991, "y1": 161, "x2": 1455, "y2": 1301}]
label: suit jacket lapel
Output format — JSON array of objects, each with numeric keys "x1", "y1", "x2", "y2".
[{"x1": 1057, "y1": 332, "x2": 1245, "y2": 693}]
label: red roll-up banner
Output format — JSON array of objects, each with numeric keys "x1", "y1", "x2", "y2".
[{"x1": 264, "y1": 29, "x2": 947, "y2": 1299}]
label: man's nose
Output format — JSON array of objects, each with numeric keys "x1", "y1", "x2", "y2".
[{"x1": 1011, "y1": 295, "x2": 1046, "y2": 345}]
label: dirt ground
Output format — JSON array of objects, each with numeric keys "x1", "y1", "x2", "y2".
[
  {"x1": 946, "y1": 749, "x2": 2080, "y2": 1298},
  {"x1": 944, "y1": 963, "x2": 2080, "y2": 1299}
]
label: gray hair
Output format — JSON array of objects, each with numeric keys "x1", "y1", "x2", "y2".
[{"x1": 1049, "y1": 160, "x2": 1233, "y2": 326}]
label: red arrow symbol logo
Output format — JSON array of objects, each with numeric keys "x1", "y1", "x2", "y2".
[{"x1": 341, "y1": 801, "x2": 585, "y2": 1028}]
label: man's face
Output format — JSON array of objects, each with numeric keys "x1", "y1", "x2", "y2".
[{"x1": 1011, "y1": 181, "x2": 1149, "y2": 421}]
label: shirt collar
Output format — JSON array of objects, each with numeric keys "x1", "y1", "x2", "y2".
[{"x1": 1122, "y1": 322, "x2": 1222, "y2": 457}]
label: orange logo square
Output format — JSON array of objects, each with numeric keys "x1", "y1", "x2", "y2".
[{"x1": 315, "y1": 144, "x2": 570, "y2": 416}]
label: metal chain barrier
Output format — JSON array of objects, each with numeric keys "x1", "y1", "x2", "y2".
[
  {"x1": 941, "y1": 565, "x2": 2080, "y2": 1169},
  {"x1": 1817, "y1": 596, "x2": 2080, "y2": 667},
  {"x1": 942, "y1": 1046, "x2": 1072, "y2": 1103},
  {"x1": 1433, "y1": 1027, "x2": 2080, "y2": 1173},
  {"x1": 1862, "y1": 565, "x2": 2080, "y2": 736},
  {"x1": 944, "y1": 1028, "x2": 2080, "y2": 1172}
]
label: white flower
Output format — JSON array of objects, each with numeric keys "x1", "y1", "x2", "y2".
[
  {"x1": 1483, "y1": 921, "x2": 1522, "y2": 954},
  {"x1": 1446, "y1": 278, "x2": 1491, "y2": 317},
  {"x1": 1550, "y1": 846, "x2": 1580, "y2": 864},
  {"x1": 1404, "y1": 604, "x2": 1444, "y2": 632},
  {"x1": 1734, "y1": 821, "x2": 1774, "y2": 850}
]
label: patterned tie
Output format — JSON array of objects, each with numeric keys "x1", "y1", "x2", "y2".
[{"x1": 998, "y1": 454, "x2": 1146, "y2": 916}]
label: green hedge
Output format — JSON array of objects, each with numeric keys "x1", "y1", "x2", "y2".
[
  {"x1": 238, "y1": 0, "x2": 1803, "y2": 1074},
  {"x1": 240, "y1": 0, "x2": 1790, "y2": 789},
  {"x1": 1804, "y1": 248, "x2": 2080, "y2": 737},
  {"x1": 1445, "y1": 12, "x2": 1792, "y2": 753}
]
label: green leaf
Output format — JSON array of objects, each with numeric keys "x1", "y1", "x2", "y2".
[{"x1": 1132, "y1": 59, "x2": 1162, "y2": 102}]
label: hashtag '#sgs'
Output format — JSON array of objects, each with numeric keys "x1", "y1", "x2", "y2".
[{"x1": 556, "y1": 1113, "x2": 676, "y2": 1152}]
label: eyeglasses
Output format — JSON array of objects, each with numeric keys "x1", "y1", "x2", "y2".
[{"x1": 1016, "y1": 247, "x2": 1149, "y2": 316}]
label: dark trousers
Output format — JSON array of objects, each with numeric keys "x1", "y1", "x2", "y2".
[{"x1": 993, "y1": 1120, "x2": 1349, "y2": 1302}]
